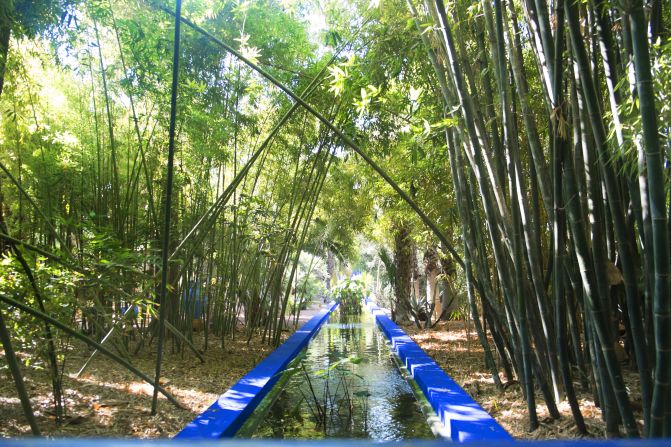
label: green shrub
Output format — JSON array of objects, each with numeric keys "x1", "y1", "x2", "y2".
[{"x1": 329, "y1": 279, "x2": 367, "y2": 315}]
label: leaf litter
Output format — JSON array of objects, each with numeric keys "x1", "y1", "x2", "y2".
[
  {"x1": 1, "y1": 320, "x2": 644, "y2": 439},
  {"x1": 404, "y1": 320, "x2": 644, "y2": 439},
  {"x1": 0, "y1": 329, "x2": 287, "y2": 438}
]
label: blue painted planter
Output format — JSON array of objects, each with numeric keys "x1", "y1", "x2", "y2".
[
  {"x1": 183, "y1": 285, "x2": 207, "y2": 319},
  {"x1": 365, "y1": 299, "x2": 512, "y2": 442},
  {"x1": 175, "y1": 301, "x2": 338, "y2": 439}
]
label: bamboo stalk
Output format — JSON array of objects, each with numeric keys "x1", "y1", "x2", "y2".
[
  {"x1": 151, "y1": 0, "x2": 182, "y2": 415},
  {"x1": 628, "y1": 0, "x2": 670, "y2": 435},
  {"x1": 0, "y1": 294, "x2": 183, "y2": 408},
  {"x1": 0, "y1": 309, "x2": 41, "y2": 435},
  {"x1": 150, "y1": 0, "x2": 471, "y2": 280}
]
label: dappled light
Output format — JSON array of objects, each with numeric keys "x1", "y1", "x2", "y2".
[{"x1": 0, "y1": 0, "x2": 669, "y2": 441}]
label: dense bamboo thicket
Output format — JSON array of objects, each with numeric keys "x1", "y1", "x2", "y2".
[
  {"x1": 406, "y1": 0, "x2": 671, "y2": 436},
  {"x1": 0, "y1": 0, "x2": 670, "y2": 439}
]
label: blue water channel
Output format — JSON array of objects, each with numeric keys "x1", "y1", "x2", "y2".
[{"x1": 236, "y1": 308, "x2": 436, "y2": 440}]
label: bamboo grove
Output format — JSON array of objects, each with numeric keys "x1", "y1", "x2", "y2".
[
  {"x1": 405, "y1": 0, "x2": 671, "y2": 437},
  {"x1": 0, "y1": 0, "x2": 670, "y2": 439}
]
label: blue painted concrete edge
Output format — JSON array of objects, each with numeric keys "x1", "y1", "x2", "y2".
[
  {"x1": 175, "y1": 301, "x2": 339, "y2": 440},
  {"x1": 364, "y1": 298, "x2": 512, "y2": 442},
  {"x1": 3, "y1": 441, "x2": 671, "y2": 446}
]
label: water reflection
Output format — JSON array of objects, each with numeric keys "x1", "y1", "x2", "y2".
[{"x1": 242, "y1": 310, "x2": 435, "y2": 440}]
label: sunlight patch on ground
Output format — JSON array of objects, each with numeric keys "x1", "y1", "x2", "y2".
[
  {"x1": 403, "y1": 320, "x2": 641, "y2": 439},
  {"x1": 0, "y1": 330, "x2": 283, "y2": 438}
]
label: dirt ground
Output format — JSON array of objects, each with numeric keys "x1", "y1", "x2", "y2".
[
  {"x1": 0, "y1": 302, "x2": 333, "y2": 438},
  {"x1": 404, "y1": 320, "x2": 644, "y2": 439},
  {"x1": 0, "y1": 327, "x2": 293, "y2": 438},
  {"x1": 1, "y1": 314, "x2": 642, "y2": 439}
]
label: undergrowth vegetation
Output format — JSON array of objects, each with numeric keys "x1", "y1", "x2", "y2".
[{"x1": 0, "y1": 0, "x2": 670, "y2": 438}]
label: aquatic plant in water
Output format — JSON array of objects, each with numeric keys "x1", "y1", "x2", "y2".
[
  {"x1": 329, "y1": 279, "x2": 366, "y2": 315},
  {"x1": 299, "y1": 355, "x2": 369, "y2": 433}
]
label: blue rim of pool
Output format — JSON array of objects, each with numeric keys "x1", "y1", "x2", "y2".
[
  {"x1": 364, "y1": 298, "x2": 513, "y2": 442},
  {"x1": 174, "y1": 301, "x2": 339, "y2": 440},
  {"x1": 175, "y1": 298, "x2": 512, "y2": 441}
]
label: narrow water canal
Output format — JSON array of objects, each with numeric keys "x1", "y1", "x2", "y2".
[{"x1": 237, "y1": 308, "x2": 436, "y2": 440}]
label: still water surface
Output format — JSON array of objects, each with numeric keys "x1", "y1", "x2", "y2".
[{"x1": 237, "y1": 309, "x2": 435, "y2": 440}]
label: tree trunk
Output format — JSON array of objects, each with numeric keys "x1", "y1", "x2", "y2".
[
  {"x1": 393, "y1": 223, "x2": 413, "y2": 323},
  {"x1": 326, "y1": 249, "x2": 335, "y2": 291},
  {"x1": 0, "y1": 20, "x2": 10, "y2": 99},
  {"x1": 425, "y1": 246, "x2": 441, "y2": 320}
]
